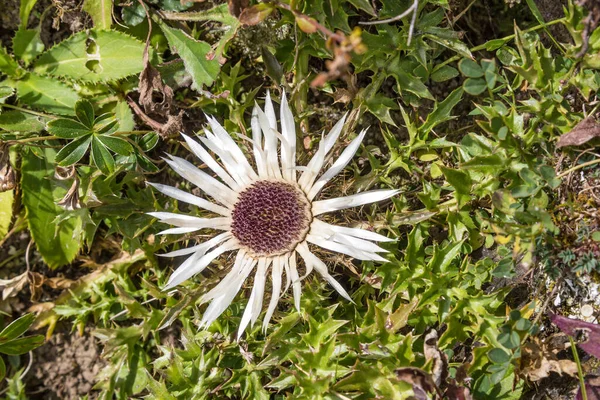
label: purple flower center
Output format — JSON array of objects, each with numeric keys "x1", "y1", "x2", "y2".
[{"x1": 231, "y1": 180, "x2": 311, "y2": 256}]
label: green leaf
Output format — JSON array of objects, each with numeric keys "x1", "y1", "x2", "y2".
[
  {"x1": 387, "y1": 56, "x2": 433, "y2": 99},
  {"x1": 34, "y1": 30, "x2": 151, "y2": 83},
  {"x1": 0, "y1": 335, "x2": 44, "y2": 355},
  {"x1": 55, "y1": 135, "x2": 92, "y2": 166},
  {"x1": 75, "y1": 99, "x2": 95, "y2": 128},
  {"x1": 488, "y1": 348, "x2": 511, "y2": 364},
  {"x1": 19, "y1": 0, "x2": 39, "y2": 29},
  {"x1": 13, "y1": 29, "x2": 45, "y2": 65},
  {"x1": 0, "y1": 111, "x2": 46, "y2": 133},
  {"x1": 91, "y1": 137, "x2": 115, "y2": 174},
  {"x1": 96, "y1": 135, "x2": 133, "y2": 156},
  {"x1": 440, "y1": 166, "x2": 472, "y2": 194},
  {"x1": 47, "y1": 118, "x2": 91, "y2": 138},
  {"x1": 82, "y1": 0, "x2": 112, "y2": 29},
  {"x1": 458, "y1": 58, "x2": 483, "y2": 78},
  {"x1": 424, "y1": 30, "x2": 473, "y2": 59},
  {"x1": 464, "y1": 78, "x2": 487, "y2": 95},
  {"x1": 421, "y1": 87, "x2": 463, "y2": 135},
  {"x1": 0, "y1": 357, "x2": 5, "y2": 381},
  {"x1": 21, "y1": 148, "x2": 83, "y2": 268},
  {"x1": 0, "y1": 191, "x2": 13, "y2": 241},
  {"x1": 0, "y1": 86, "x2": 14, "y2": 103},
  {"x1": 0, "y1": 47, "x2": 20, "y2": 76},
  {"x1": 0, "y1": 314, "x2": 36, "y2": 341},
  {"x1": 14, "y1": 73, "x2": 79, "y2": 115},
  {"x1": 121, "y1": 2, "x2": 145, "y2": 26},
  {"x1": 159, "y1": 22, "x2": 220, "y2": 90},
  {"x1": 115, "y1": 100, "x2": 135, "y2": 131},
  {"x1": 431, "y1": 65, "x2": 459, "y2": 82}
]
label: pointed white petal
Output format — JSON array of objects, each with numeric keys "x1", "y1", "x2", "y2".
[
  {"x1": 307, "y1": 129, "x2": 366, "y2": 200},
  {"x1": 199, "y1": 131, "x2": 253, "y2": 186},
  {"x1": 312, "y1": 189, "x2": 400, "y2": 215},
  {"x1": 332, "y1": 232, "x2": 388, "y2": 255},
  {"x1": 238, "y1": 257, "x2": 269, "y2": 338},
  {"x1": 148, "y1": 182, "x2": 230, "y2": 216},
  {"x1": 251, "y1": 106, "x2": 269, "y2": 179},
  {"x1": 289, "y1": 252, "x2": 302, "y2": 312},
  {"x1": 262, "y1": 256, "x2": 283, "y2": 333},
  {"x1": 200, "y1": 255, "x2": 257, "y2": 329},
  {"x1": 158, "y1": 232, "x2": 231, "y2": 257},
  {"x1": 282, "y1": 254, "x2": 292, "y2": 294},
  {"x1": 163, "y1": 155, "x2": 237, "y2": 207},
  {"x1": 156, "y1": 227, "x2": 201, "y2": 235},
  {"x1": 255, "y1": 105, "x2": 282, "y2": 179},
  {"x1": 264, "y1": 91, "x2": 277, "y2": 131},
  {"x1": 180, "y1": 133, "x2": 240, "y2": 190},
  {"x1": 306, "y1": 233, "x2": 387, "y2": 262},
  {"x1": 280, "y1": 92, "x2": 296, "y2": 182},
  {"x1": 200, "y1": 249, "x2": 247, "y2": 302},
  {"x1": 311, "y1": 218, "x2": 394, "y2": 243},
  {"x1": 148, "y1": 212, "x2": 228, "y2": 229},
  {"x1": 164, "y1": 239, "x2": 238, "y2": 290},
  {"x1": 296, "y1": 242, "x2": 353, "y2": 302},
  {"x1": 298, "y1": 113, "x2": 347, "y2": 190}
]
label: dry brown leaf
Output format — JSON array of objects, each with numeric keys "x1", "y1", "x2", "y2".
[
  {"x1": 0, "y1": 143, "x2": 15, "y2": 192},
  {"x1": 519, "y1": 336, "x2": 578, "y2": 382},
  {"x1": 238, "y1": 4, "x2": 274, "y2": 26},
  {"x1": 424, "y1": 330, "x2": 449, "y2": 387},
  {"x1": 228, "y1": 0, "x2": 249, "y2": 17},
  {"x1": 0, "y1": 272, "x2": 28, "y2": 300},
  {"x1": 557, "y1": 116, "x2": 600, "y2": 148},
  {"x1": 395, "y1": 367, "x2": 439, "y2": 400}
]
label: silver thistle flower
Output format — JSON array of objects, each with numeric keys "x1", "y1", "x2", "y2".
[{"x1": 148, "y1": 92, "x2": 398, "y2": 337}]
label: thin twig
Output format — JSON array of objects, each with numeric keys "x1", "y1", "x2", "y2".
[
  {"x1": 557, "y1": 158, "x2": 600, "y2": 178},
  {"x1": 359, "y1": 0, "x2": 419, "y2": 45}
]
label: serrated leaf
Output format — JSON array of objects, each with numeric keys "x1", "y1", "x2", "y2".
[
  {"x1": 21, "y1": 148, "x2": 83, "y2": 268},
  {"x1": 0, "y1": 47, "x2": 20, "y2": 76},
  {"x1": 91, "y1": 136, "x2": 115, "y2": 174},
  {"x1": 47, "y1": 118, "x2": 91, "y2": 138},
  {"x1": 0, "y1": 86, "x2": 14, "y2": 102},
  {"x1": 0, "y1": 314, "x2": 36, "y2": 341},
  {"x1": 83, "y1": 0, "x2": 112, "y2": 29},
  {"x1": 159, "y1": 23, "x2": 220, "y2": 90},
  {"x1": 115, "y1": 100, "x2": 135, "y2": 131},
  {"x1": 34, "y1": 29, "x2": 152, "y2": 83},
  {"x1": 0, "y1": 335, "x2": 44, "y2": 355},
  {"x1": 440, "y1": 166, "x2": 472, "y2": 194},
  {"x1": 13, "y1": 29, "x2": 45, "y2": 65},
  {"x1": 96, "y1": 135, "x2": 133, "y2": 156},
  {"x1": 14, "y1": 73, "x2": 79, "y2": 115},
  {"x1": 388, "y1": 58, "x2": 434, "y2": 100},
  {"x1": 0, "y1": 111, "x2": 46, "y2": 133},
  {"x1": 421, "y1": 87, "x2": 463, "y2": 135},
  {"x1": 56, "y1": 135, "x2": 92, "y2": 166}
]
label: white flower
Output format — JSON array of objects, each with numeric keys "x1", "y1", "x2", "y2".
[{"x1": 148, "y1": 92, "x2": 398, "y2": 338}]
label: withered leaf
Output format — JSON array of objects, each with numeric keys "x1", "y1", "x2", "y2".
[
  {"x1": 228, "y1": 0, "x2": 249, "y2": 18},
  {"x1": 557, "y1": 116, "x2": 600, "y2": 148},
  {"x1": 424, "y1": 330, "x2": 449, "y2": 387},
  {"x1": 551, "y1": 313, "x2": 600, "y2": 359},
  {"x1": 395, "y1": 367, "x2": 439, "y2": 400},
  {"x1": 0, "y1": 272, "x2": 28, "y2": 300},
  {"x1": 238, "y1": 3, "x2": 274, "y2": 26},
  {"x1": 518, "y1": 336, "x2": 578, "y2": 382}
]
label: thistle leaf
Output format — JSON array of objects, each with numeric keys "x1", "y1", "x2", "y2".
[
  {"x1": 33, "y1": 29, "x2": 154, "y2": 83},
  {"x1": 14, "y1": 73, "x2": 79, "y2": 115}
]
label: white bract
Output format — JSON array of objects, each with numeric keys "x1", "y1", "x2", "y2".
[{"x1": 148, "y1": 92, "x2": 398, "y2": 338}]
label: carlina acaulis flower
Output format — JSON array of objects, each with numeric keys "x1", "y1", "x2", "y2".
[{"x1": 148, "y1": 92, "x2": 399, "y2": 338}]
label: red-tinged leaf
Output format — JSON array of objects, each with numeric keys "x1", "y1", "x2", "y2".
[
  {"x1": 238, "y1": 3, "x2": 274, "y2": 26},
  {"x1": 550, "y1": 313, "x2": 600, "y2": 358},
  {"x1": 295, "y1": 15, "x2": 317, "y2": 33},
  {"x1": 557, "y1": 116, "x2": 600, "y2": 148}
]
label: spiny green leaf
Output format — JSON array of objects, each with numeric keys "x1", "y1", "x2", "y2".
[
  {"x1": 56, "y1": 135, "x2": 92, "y2": 166},
  {"x1": 21, "y1": 148, "x2": 83, "y2": 268},
  {"x1": 440, "y1": 166, "x2": 472, "y2": 194},
  {"x1": 14, "y1": 73, "x2": 79, "y2": 115},
  {"x1": 421, "y1": 87, "x2": 463, "y2": 135},
  {"x1": 13, "y1": 29, "x2": 45, "y2": 65},
  {"x1": 47, "y1": 118, "x2": 91, "y2": 138},
  {"x1": 83, "y1": 0, "x2": 113, "y2": 29},
  {"x1": 158, "y1": 22, "x2": 220, "y2": 90},
  {"x1": 33, "y1": 29, "x2": 153, "y2": 83},
  {"x1": 0, "y1": 47, "x2": 20, "y2": 76},
  {"x1": 0, "y1": 111, "x2": 46, "y2": 133}
]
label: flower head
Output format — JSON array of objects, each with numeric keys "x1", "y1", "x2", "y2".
[{"x1": 148, "y1": 92, "x2": 398, "y2": 337}]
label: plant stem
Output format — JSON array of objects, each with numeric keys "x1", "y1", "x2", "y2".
[
  {"x1": 557, "y1": 158, "x2": 600, "y2": 178},
  {"x1": 570, "y1": 336, "x2": 588, "y2": 400},
  {"x1": 7, "y1": 136, "x2": 58, "y2": 144}
]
